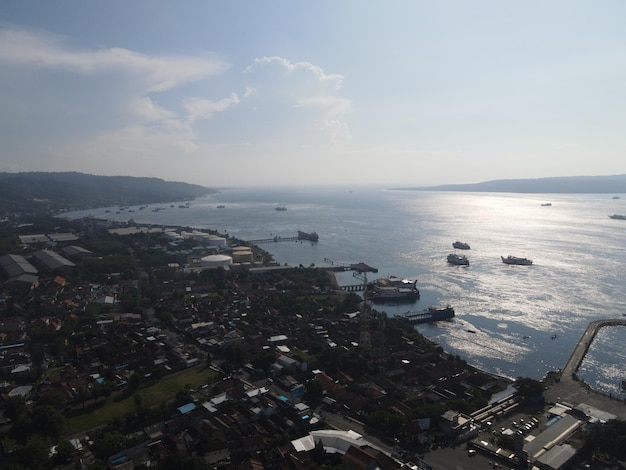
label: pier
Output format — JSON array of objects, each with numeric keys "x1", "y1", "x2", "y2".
[
  {"x1": 323, "y1": 258, "x2": 378, "y2": 273},
  {"x1": 542, "y1": 318, "x2": 626, "y2": 420},
  {"x1": 248, "y1": 231, "x2": 319, "y2": 244},
  {"x1": 561, "y1": 318, "x2": 626, "y2": 380}
]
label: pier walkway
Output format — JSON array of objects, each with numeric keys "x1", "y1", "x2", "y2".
[
  {"x1": 543, "y1": 318, "x2": 626, "y2": 419},
  {"x1": 561, "y1": 318, "x2": 626, "y2": 380}
]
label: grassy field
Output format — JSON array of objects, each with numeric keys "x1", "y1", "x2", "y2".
[{"x1": 66, "y1": 365, "x2": 216, "y2": 433}]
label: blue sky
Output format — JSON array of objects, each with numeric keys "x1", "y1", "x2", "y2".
[{"x1": 1, "y1": 1, "x2": 625, "y2": 187}]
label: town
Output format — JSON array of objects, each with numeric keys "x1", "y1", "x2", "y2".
[{"x1": 1, "y1": 212, "x2": 625, "y2": 470}]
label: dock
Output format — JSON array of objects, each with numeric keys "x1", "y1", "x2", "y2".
[
  {"x1": 542, "y1": 318, "x2": 626, "y2": 420},
  {"x1": 248, "y1": 231, "x2": 319, "y2": 244},
  {"x1": 323, "y1": 258, "x2": 378, "y2": 273},
  {"x1": 561, "y1": 318, "x2": 626, "y2": 380}
]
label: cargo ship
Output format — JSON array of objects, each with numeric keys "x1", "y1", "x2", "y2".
[{"x1": 399, "y1": 306, "x2": 455, "y2": 324}]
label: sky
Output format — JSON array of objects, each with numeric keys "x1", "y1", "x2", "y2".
[{"x1": 1, "y1": 1, "x2": 625, "y2": 188}]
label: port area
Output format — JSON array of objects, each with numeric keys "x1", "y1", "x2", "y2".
[
  {"x1": 247, "y1": 231, "x2": 319, "y2": 244},
  {"x1": 543, "y1": 318, "x2": 626, "y2": 416},
  {"x1": 323, "y1": 258, "x2": 378, "y2": 273}
]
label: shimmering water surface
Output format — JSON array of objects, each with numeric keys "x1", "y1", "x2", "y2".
[{"x1": 63, "y1": 186, "x2": 626, "y2": 397}]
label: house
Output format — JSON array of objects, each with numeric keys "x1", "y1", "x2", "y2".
[{"x1": 439, "y1": 409, "x2": 480, "y2": 442}]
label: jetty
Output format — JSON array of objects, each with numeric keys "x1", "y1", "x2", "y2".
[
  {"x1": 248, "y1": 231, "x2": 319, "y2": 244},
  {"x1": 561, "y1": 318, "x2": 626, "y2": 380},
  {"x1": 324, "y1": 258, "x2": 378, "y2": 273},
  {"x1": 543, "y1": 318, "x2": 626, "y2": 420}
]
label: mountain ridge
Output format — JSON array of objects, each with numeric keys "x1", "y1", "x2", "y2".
[
  {"x1": 0, "y1": 171, "x2": 215, "y2": 216},
  {"x1": 395, "y1": 174, "x2": 626, "y2": 193}
]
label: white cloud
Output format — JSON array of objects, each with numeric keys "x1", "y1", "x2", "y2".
[
  {"x1": 243, "y1": 55, "x2": 351, "y2": 142},
  {"x1": 0, "y1": 28, "x2": 229, "y2": 92},
  {"x1": 130, "y1": 97, "x2": 175, "y2": 122},
  {"x1": 244, "y1": 56, "x2": 344, "y2": 92},
  {"x1": 184, "y1": 93, "x2": 241, "y2": 122}
]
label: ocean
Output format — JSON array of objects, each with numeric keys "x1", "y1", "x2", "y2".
[{"x1": 62, "y1": 186, "x2": 626, "y2": 398}]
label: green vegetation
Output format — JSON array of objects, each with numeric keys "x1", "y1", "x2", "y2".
[
  {"x1": 67, "y1": 366, "x2": 216, "y2": 432},
  {"x1": 0, "y1": 171, "x2": 215, "y2": 215}
]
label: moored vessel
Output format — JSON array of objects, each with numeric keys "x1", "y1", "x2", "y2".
[
  {"x1": 297, "y1": 231, "x2": 319, "y2": 242},
  {"x1": 368, "y1": 276, "x2": 419, "y2": 303},
  {"x1": 399, "y1": 305, "x2": 455, "y2": 324},
  {"x1": 501, "y1": 255, "x2": 533, "y2": 266}
]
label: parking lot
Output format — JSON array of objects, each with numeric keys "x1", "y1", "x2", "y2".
[{"x1": 422, "y1": 410, "x2": 545, "y2": 469}]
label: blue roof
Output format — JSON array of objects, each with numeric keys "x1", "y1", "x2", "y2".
[{"x1": 177, "y1": 402, "x2": 197, "y2": 414}]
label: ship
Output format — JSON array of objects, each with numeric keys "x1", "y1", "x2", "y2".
[
  {"x1": 501, "y1": 255, "x2": 533, "y2": 266},
  {"x1": 297, "y1": 231, "x2": 319, "y2": 242},
  {"x1": 541, "y1": 203, "x2": 552, "y2": 206},
  {"x1": 368, "y1": 276, "x2": 419, "y2": 303},
  {"x1": 447, "y1": 253, "x2": 469, "y2": 266},
  {"x1": 609, "y1": 214, "x2": 626, "y2": 220},
  {"x1": 452, "y1": 241, "x2": 470, "y2": 250},
  {"x1": 399, "y1": 306, "x2": 455, "y2": 324}
]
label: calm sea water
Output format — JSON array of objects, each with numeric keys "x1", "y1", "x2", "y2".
[{"x1": 63, "y1": 186, "x2": 626, "y2": 397}]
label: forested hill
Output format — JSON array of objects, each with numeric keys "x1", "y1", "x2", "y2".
[
  {"x1": 397, "y1": 174, "x2": 626, "y2": 194},
  {"x1": 0, "y1": 172, "x2": 215, "y2": 216}
]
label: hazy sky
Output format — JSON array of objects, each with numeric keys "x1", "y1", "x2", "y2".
[{"x1": 1, "y1": 1, "x2": 625, "y2": 187}]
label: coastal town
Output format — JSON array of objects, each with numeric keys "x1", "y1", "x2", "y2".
[{"x1": 0, "y1": 209, "x2": 625, "y2": 470}]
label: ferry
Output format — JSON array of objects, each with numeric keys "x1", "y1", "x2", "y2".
[
  {"x1": 369, "y1": 276, "x2": 419, "y2": 303},
  {"x1": 447, "y1": 253, "x2": 469, "y2": 266},
  {"x1": 501, "y1": 255, "x2": 533, "y2": 266},
  {"x1": 399, "y1": 306, "x2": 455, "y2": 324}
]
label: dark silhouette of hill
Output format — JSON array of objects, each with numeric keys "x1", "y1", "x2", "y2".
[
  {"x1": 397, "y1": 174, "x2": 626, "y2": 193},
  {"x1": 0, "y1": 172, "x2": 215, "y2": 215}
]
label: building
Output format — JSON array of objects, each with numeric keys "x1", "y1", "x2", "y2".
[{"x1": 31, "y1": 249, "x2": 76, "y2": 274}]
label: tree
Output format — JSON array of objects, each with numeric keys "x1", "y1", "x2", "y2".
[
  {"x1": 32, "y1": 404, "x2": 66, "y2": 437},
  {"x1": 20, "y1": 435, "x2": 50, "y2": 469},
  {"x1": 53, "y1": 439, "x2": 76, "y2": 465},
  {"x1": 513, "y1": 377, "x2": 543, "y2": 402}
]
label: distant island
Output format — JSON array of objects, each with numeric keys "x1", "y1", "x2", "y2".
[
  {"x1": 395, "y1": 174, "x2": 626, "y2": 194},
  {"x1": 0, "y1": 172, "x2": 215, "y2": 216}
]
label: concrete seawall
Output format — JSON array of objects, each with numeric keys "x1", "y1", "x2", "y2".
[
  {"x1": 544, "y1": 318, "x2": 626, "y2": 419},
  {"x1": 561, "y1": 318, "x2": 626, "y2": 380}
]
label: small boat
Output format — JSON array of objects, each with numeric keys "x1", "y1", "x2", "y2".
[
  {"x1": 612, "y1": 196, "x2": 621, "y2": 200},
  {"x1": 452, "y1": 241, "x2": 470, "y2": 250},
  {"x1": 275, "y1": 206, "x2": 287, "y2": 211},
  {"x1": 609, "y1": 214, "x2": 626, "y2": 220},
  {"x1": 541, "y1": 203, "x2": 552, "y2": 206},
  {"x1": 501, "y1": 255, "x2": 533, "y2": 266},
  {"x1": 216, "y1": 205, "x2": 226, "y2": 209},
  {"x1": 447, "y1": 253, "x2": 469, "y2": 266}
]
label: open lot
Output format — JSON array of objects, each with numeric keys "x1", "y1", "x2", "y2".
[{"x1": 67, "y1": 365, "x2": 215, "y2": 432}]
